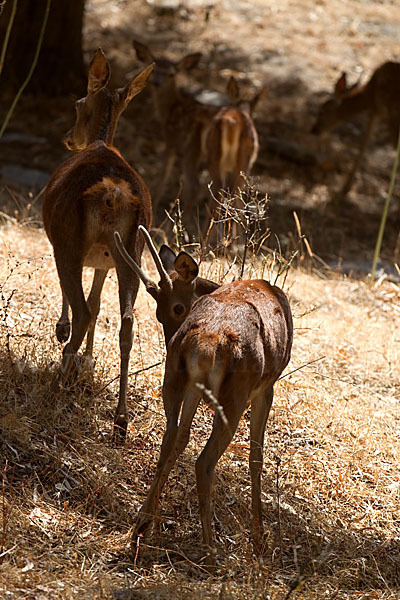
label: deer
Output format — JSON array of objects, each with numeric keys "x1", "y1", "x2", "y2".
[
  {"x1": 42, "y1": 49, "x2": 154, "y2": 441},
  {"x1": 114, "y1": 226, "x2": 293, "y2": 565},
  {"x1": 133, "y1": 40, "x2": 219, "y2": 229},
  {"x1": 311, "y1": 61, "x2": 400, "y2": 198},
  {"x1": 204, "y1": 76, "x2": 266, "y2": 243},
  {"x1": 206, "y1": 76, "x2": 265, "y2": 205}
]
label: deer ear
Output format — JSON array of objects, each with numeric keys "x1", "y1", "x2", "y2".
[
  {"x1": 194, "y1": 277, "x2": 219, "y2": 297},
  {"x1": 174, "y1": 252, "x2": 199, "y2": 283},
  {"x1": 120, "y1": 63, "x2": 154, "y2": 105},
  {"x1": 133, "y1": 40, "x2": 154, "y2": 64},
  {"x1": 227, "y1": 76, "x2": 240, "y2": 102},
  {"x1": 334, "y1": 72, "x2": 347, "y2": 96},
  {"x1": 88, "y1": 48, "x2": 110, "y2": 94},
  {"x1": 250, "y1": 86, "x2": 267, "y2": 113},
  {"x1": 159, "y1": 245, "x2": 177, "y2": 273},
  {"x1": 177, "y1": 52, "x2": 202, "y2": 71}
]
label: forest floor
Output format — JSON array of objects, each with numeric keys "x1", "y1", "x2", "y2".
[{"x1": 1, "y1": 0, "x2": 400, "y2": 599}]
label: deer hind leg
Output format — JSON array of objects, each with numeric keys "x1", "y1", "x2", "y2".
[
  {"x1": 249, "y1": 383, "x2": 274, "y2": 551},
  {"x1": 110, "y1": 256, "x2": 140, "y2": 441},
  {"x1": 84, "y1": 268, "x2": 108, "y2": 359},
  {"x1": 133, "y1": 381, "x2": 201, "y2": 541},
  {"x1": 195, "y1": 384, "x2": 248, "y2": 564},
  {"x1": 153, "y1": 149, "x2": 176, "y2": 218},
  {"x1": 228, "y1": 148, "x2": 254, "y2": 244},
  {"x1": 206, "y1": 127, "x2": 224, "y2": 231},
  {"x1": 56, "y1": 260, "x2": 91, "y2": 382},
  {"x1": 181, "y1": 126, "x2": 203, "y2": 234},
  {"x1": 339, "y1": 113, "x2": 378, "y2": 199},
  {"x1": 56, "y1": 289, "x2": 70, "y2": 343},
  {"x1": 181, "y1": 163, "x2": 201, "y2": 236}
]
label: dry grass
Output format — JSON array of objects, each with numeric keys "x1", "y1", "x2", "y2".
[
  {"x1": 0, "y1": 219, "x2": 399, "y2": 599},
  {"x1": 2, "y1": 1, "x2": 400, "y2": 596}
]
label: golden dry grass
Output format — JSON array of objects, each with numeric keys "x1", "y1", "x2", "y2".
[{"x1": 0, "y1": 219, "x2": 399, "y2": 599}]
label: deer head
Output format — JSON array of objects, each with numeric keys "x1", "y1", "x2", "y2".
[
  {"x1": 114, "y1": 227, "x2": 219, "y2": 344},
  {"x1": 64, "y1": 48, "x2": 154, "y2": 150}
]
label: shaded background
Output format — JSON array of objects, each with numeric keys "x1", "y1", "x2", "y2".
[{"x1": 1, "y1": 0, "x2": 400, "y2": 270}]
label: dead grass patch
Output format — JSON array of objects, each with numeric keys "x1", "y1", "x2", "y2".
[{"x1": 0, "y1": 221, "x2": 399, "y2": 599}]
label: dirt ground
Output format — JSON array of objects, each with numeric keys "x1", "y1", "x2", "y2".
[{"x1": 1, "y1": 1, "x2": 400, "y2": 599}]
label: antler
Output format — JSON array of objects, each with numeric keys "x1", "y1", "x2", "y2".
[
  {"x1": 114, "y1": 231, "x2": 157, "y2": 291},
  {"x1": 138, "y1": 225, "x2": 172, "y2": 289},
  {"x1": 114, "y1": 227, "x2": 173, "y2": 291}
]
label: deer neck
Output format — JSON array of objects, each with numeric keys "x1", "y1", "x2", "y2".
[
  {"x1": 89, "y1": 93, "x2": 119, "y2": 146},
  {"x1": 154, "y1": 81, "x2": 182, "y2": 125},
  {"x1": 338, "y1": 85, "x2": 371, "y2": 119},
  {"x1": 97, "y1": 110, "x2": 118, "y2": 146}
]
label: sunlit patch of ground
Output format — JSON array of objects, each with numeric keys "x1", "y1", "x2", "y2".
[{"x1": 1, "y1": 221, "x2": 399, "y2": 599}]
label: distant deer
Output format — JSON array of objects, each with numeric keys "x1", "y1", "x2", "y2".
[
  {"x1": 114, "y1": 226, "x2": 293, "y2": 564},
  {"x1": 133, "y1": 40, "x2": 218, "y2": 227},
  {"x1": 312, "y1": 61, "x2": 400, "y2": 197},
  {"x1": 42, "y1": 49, "x2": 153, "y2": 440},
  {"x1": 206, "y1": 76, "x2": 266, "y2": 208}
]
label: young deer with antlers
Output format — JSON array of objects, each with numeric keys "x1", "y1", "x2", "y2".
[
  {"x1": 114, "y1": 227, "x2": 293, "y2": 564},
  {"x1": 312, "y1": 61, "x2": 400, "y2": 198},
  {"x1": 133, "y1": 40, "x2": 218, "y2": 226},
  {"x1": 42, "y1": 49, "x2": 153, "y2": 440}
]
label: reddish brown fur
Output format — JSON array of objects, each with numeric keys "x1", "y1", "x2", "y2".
[
  {"x1": 172, "y1": 280, "x2": 292, "y2": 381},
  {"x1": 43, "y1": 50, "x2": 153, "y2": 441},
  {"x1": 207, "y1": 104, "x2": 258, "y2": 193},
  {"x1": 119, "y1": 232, "x2": 293, "y2": 565},
  {"x1": 205, "y1": 81, "x2": 264, "y2": 234},
  {"x1": 182, "y1": 328, "x2": 241, "y2": 372},
  {"x1": 43, "y1": 142, "x2": 151, "y2": 250},
  {"x1": 84, "y1": 178, "x2": 140, "y2": 227},
  {"x1": 221, "y1": 109, "x2": 244, "y2": 143},
  {"x1": 84, "y1": 176, "x2": 133, "y2": 203}
]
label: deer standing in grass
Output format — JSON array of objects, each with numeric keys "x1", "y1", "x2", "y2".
[
  {"x1": 206, "y1": 76, "x2": 265, "y2": 203},
  {"x1": 312, "y1": 61, "x2": 400, "y2": 198},
  {"x1": 133, "y1": 40, "x2": 218, "y2": 227},
  {"x1": 115, "y1": 226, "x2": 293, "y2": 565},
  {"x1": 42, "y1": 49, "x2": 153, "y2": 440}
]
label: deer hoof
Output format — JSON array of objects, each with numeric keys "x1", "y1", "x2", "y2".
[
  {"x1": 112, "y1": 418, "x2": 128, "y2": 444},
  {"x1": 250, "y1": 526, "x2": 265, "y2": 555},
  {"x1": 56, "y1": 320, "x2": 71, "y2": 343},
  {"x1": 131, "y1": 515, "x2": 153, "y2": 548},
  {"x1": 201, "y1": 547, "x2": 218, "y2": 573}
]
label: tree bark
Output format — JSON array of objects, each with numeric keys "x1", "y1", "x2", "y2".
[{"x1": 0, "y1": 0, "x2": 86, "y2": 96}]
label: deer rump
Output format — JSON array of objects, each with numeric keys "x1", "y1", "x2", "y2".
[
  {"x1": 43, "y1": 141, "x2": 150, "y2": 270},
  {"x1": 206, "y1": 106, "x2": 259, "y2": 191},
  {"x1": 166, "y1": 280, "x2": 292, "y2": 399}
]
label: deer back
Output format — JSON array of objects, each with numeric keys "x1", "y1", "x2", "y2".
[
  {"x1": 43, "y1": 49, "x2": 153, "y2": 267},
  {"x1": 167, "y1": 279, "x2": 293, "y2": 387},
  {"x1": 43, "y1": 142, "x2": 151, "y2": 267},
  {"x1": 312, "y1": 61, "x2": 400, "y2": 135},
  {"x1": 206, "y1": 77, "x2": 265, "y2": 191}
]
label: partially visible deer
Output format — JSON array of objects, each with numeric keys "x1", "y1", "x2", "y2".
[
  {"x1": 133, "y1": 40, "x2": 218, "y2": 226},
  {"x1": 312, "y1": 61, "x2": 400, "y2": 197},
  {"x1": 114, "y1": 226, "x2": 293, "y2": 565},
  {"x1": 42, "y1": 49, "x2": 154, "y2": 440},
  {"x1": 206, "y1": 76, "x2": 266, "y2": 203}
]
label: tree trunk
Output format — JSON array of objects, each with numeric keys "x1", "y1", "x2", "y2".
[{"x1": 0, "y1": 0, "x2": 86, "y2": 96}]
